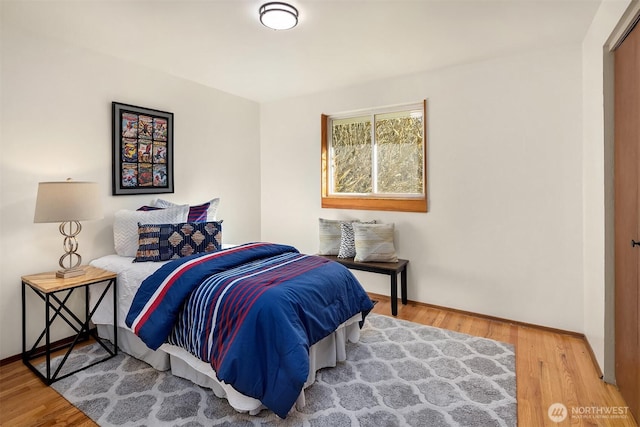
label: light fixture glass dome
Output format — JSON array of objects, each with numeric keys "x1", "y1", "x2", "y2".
[{"x1": 259, "y1": 2, "x2": 299, "y2": 30}]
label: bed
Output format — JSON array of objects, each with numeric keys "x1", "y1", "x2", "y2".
[{"x1": 88, "y1": 238, "x2": 373, "y2": 418}]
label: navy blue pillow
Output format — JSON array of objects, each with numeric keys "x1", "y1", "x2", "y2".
[{"x1": 135, "y1": 221, "x2": 222, "y2": 262}]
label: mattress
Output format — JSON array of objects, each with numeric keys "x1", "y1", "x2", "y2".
[
  {"x1": 90, "y1": 254, "x2": 168, "y2": 329},
  {"x1": 88, "y1": 253, "x2": 363, "y2": 416}
]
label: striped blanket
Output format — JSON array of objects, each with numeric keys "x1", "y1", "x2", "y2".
[{"x1": 126, "y1": 242, "x2": 373, "y2": 418}]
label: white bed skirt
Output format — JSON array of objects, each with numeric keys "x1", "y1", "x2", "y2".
[{"x1": 96, "y1": 313, "x2": 363, "y2": 416}]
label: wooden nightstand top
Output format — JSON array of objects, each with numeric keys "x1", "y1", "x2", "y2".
[{"x1": 21, "y1": 266, "x2": 116, "y2": 293}]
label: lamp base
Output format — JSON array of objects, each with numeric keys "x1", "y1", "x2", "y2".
[{"x1": 56, "y1": 267, "x2": 86, "y2": 279}]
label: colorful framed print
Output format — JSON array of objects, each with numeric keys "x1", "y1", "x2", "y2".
[{"x1": 112, "y1": 102, "x2": 174, "y2": 195}]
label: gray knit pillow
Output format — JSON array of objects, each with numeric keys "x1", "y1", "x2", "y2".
[
  {"x1": 318, "y1": 218, "x2": 346, "y2": 255},
  {"x1": 353, "y1": 222, "x2": 398, "y2": 262}
]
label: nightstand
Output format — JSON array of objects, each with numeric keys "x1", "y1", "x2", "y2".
[{"x1": 21, "y1": 265, "x2": 118, "y2": 384}]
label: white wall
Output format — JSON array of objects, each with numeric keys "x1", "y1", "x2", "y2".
[
  {"x1": 261, "y1": 46, "x2": 585, "y2": 332},
  {"x1": 0, "y1": 14, "x2": 262, "y2": 359}
]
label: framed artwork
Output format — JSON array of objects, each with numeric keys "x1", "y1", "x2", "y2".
[{"x1": 112, "y1": 102, "x2": 174, "y2": 195}]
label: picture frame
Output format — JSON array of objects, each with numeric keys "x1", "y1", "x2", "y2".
[{"x1": 112, "y1": 102, "x2": 174, "y2": 195}]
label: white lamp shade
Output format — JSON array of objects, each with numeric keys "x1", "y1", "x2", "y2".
[
  {"x1": 260, "y1": 2, "x2": 298, "y2": 30},
  {"x1": 34, "y1": 181, "x2": 103, "y2": 223}
]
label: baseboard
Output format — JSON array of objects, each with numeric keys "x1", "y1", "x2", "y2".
[
  {"x1": 582, "y1": 335, "x2": 605, "y2": 379},
  {"x1": 0, "y1": 329, "x2": 97, "y2": 367},
  {"x1": 368, "y1": 292, "x2": 588, "y2": 338}
]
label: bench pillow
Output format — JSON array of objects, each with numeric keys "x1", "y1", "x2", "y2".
[
  {"x1": 318, "y1": 218, "x2": 346, "y2": 255},
  {"x1": 353, "y1": 222, "x2": 398, "y2": 262},
  {"x1": 338, "y1": 220, "x2": 376, "y2": 259}
]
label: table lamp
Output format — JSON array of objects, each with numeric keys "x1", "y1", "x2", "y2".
[{"x1": 34, "y1": 179, "x2": 103, "y2": 278}]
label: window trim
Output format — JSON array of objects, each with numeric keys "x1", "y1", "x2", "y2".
[{"x1": 321, "y1": 100, "x2": 428, "y2": 212}]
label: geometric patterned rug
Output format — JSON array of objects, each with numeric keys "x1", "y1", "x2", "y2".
[{"x1": 45, "y1": 314, "x2": 517, "y2": 426}]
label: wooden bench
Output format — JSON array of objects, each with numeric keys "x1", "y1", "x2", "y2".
[{"x1": 318, "y1": 255, "x2": 408, "y2": 316}]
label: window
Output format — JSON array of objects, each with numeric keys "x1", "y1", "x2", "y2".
[{"x1": 321, "y1": 100, "x2": 427, "y2": 212}]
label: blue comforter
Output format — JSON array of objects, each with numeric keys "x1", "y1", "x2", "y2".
[{"x1": 126, "y1": 242, "x2": 373, "y2": 418}]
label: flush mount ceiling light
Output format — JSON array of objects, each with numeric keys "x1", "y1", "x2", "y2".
[{"x1": 259, "y1": 2, "x2": 299, "y2": 30}]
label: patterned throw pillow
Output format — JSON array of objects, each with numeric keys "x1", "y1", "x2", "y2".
[
  {"x1": 338, "y1": 220, "x2": 376, "y2": 259},
  {"x1": 114, "y1": 205, "x2": 190, "y2": 257},
  {"x1": 137, "y1": 202, "x2": 209, "y2": 223},
  {"x1": 134, "y1": 221, "x2": 223, "y2": 262},
  {"x1": 155, "y1": 197, "x2": 220, "y2": 221},
  {"x1": 353, "y1": 222, "x2": 398, "y2": 262}
]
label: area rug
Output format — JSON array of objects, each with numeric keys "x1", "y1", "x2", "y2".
[{"x1": 44, "y1": 314, "x2": 517, "y2": 426}]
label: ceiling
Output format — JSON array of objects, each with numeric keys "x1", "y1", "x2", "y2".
[{"x1": 6, "y1": 0, "x2": 603, "y2": 103}]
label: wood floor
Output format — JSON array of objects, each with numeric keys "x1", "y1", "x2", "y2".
[{"x1": 0, "y1": 294, "x2": 636, "y2": 426}]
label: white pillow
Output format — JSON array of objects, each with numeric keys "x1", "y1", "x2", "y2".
[
  {"x1": 353, "y1": 222, "x2": 398, "y2": 262},
  {"x1": 154, "y1": 197, "x2": 220, "y2": 221},
  {"x1": 113, "y1": 205, "x2": 189, "y2": 257}
]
